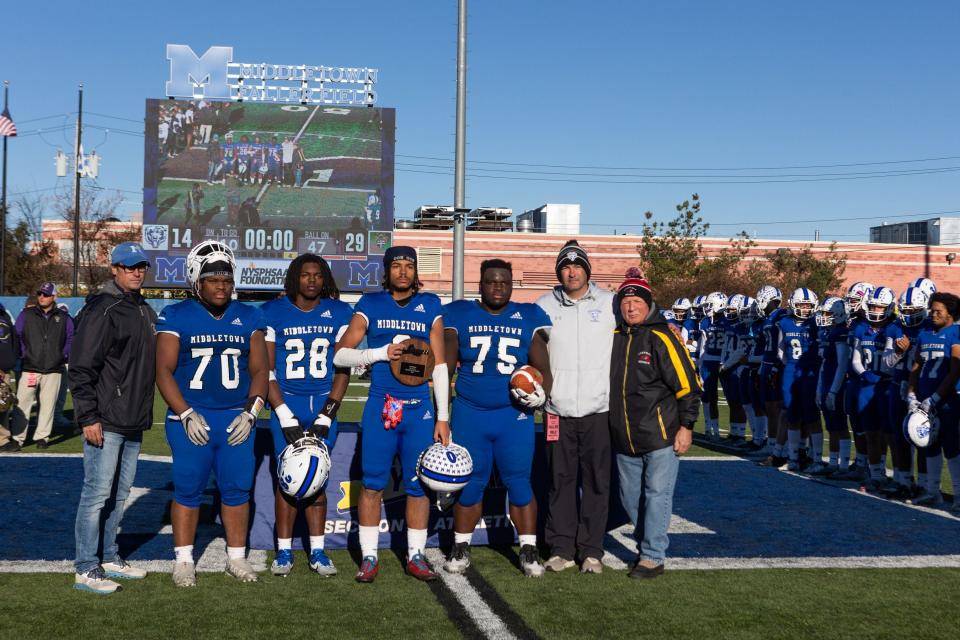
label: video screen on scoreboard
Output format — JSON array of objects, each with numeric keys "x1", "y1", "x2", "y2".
[{"x1": 140, "y1": 99, "x2": 395, "y2": 290}]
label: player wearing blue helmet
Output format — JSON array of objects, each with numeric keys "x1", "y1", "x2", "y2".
[
  {"x1": 155, "y1": 240, "x2": 268, "y2": 587},
  {"x1": 441, "y1": 259, "x2": 552, "y2": 577},
  {"x1": 333, "y1": 246, "x2": 450, "y2": 583},
  {"x1": 263, "y1": 254, "x2": 353, "y2": 577},
  {"x1": 777, "y1": 288, "x2": 821, "y2": 471}
]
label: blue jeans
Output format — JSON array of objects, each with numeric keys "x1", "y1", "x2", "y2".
[
  {"x1": 74, "y1": 431, "x2": 142, "y2": 574},
  {"x1": 616, "y1": 446, "x2": 680, "y2": 565}
]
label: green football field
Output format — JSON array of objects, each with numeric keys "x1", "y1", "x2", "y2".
[{"x1": 156, "y1": 180, "x2": 372, "y2": 231}]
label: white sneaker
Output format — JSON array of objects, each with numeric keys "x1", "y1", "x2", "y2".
[
  {"x1": 226, "y1": 557, "x2": 259, "y2": 583},
  {"x1": 580, "y1": 557, "x2": 603, "y2": 574},
  {"x1": 443, "y1": 542, "x2": 471, "y2": 574},
  {"x1": 74, "y1": 567, "x2": 122, "y2": 594},
  {"x1": 172, "y1": 561, "x2": 197, "y2": 588},
  {"x1": 102, "y1": 559, "x2": 147, "y2": 580},
  {"x1": 520, "y1": 545, "x2": 544, "y2": 578},
  {"x1": 543, "y1": 555, "x2": 575, "y2": 572}
]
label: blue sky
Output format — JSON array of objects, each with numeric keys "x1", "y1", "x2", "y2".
[{"x1": 2, "y1": 0, "x2": 958, "y2": 242}]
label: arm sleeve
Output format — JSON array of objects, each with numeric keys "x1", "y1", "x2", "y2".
[
  {"x1": 850, "y1": 340, "x2": 866, "y2": 376},
  {"x1": 651, "y1": 329, "x2": 702, "y2": 427},
  {"x1": 15, "y1": 312, "x2": 26, "y2": 362},
  {"x1": 62, "y1": 315, "x2": 75, "y2": 360},
  {"x1": 882, "y1": 335, "x2": 905, "y2": 369},
  {"x1": 830, "y1": 343, "x2": 850, "y2": 394},
  {"x1": 777, "y1": 328, "x2": 786, "y2": 364},
  {"x1": 67, "y1": 302, "x2": 109, "y2": 427}
]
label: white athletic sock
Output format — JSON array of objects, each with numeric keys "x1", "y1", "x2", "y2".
[
  {"x1": 744, "y1": 406, "x2": 756, "y2": 436},
  {"x1": 277, "y1": 538, "x2": 292, "y2": 551},
  {"x1": 856, "y1": 453, "x2": 867, "y2": 468},
  {"x1": 707, "y1": 418, "x2": 719, "y2": 436},
  {"x1": 810, "y1": 432, "x2": 824, "y2": 462},
  {"x1": 227, "y1": 546, "x2": 246, "y2": 560},
  {"x1": 454, "y1": 531, "x2": 473, "y2": 545},
  {"x1": 880, "y1": 454, "x2": 887, "y2": 469},
  {"x1": 359, "y1": 525, "x2": 379, "y2": 559},
  {"x1": 868, "y1": 464, "x2": 885, "y2": 481},
  {"x1": 310, "y1": 535, "x2": 325, "y2": 551},
  {"x1": 918, "y1": 472, "x2": 927, "y2": 488},
  {"x1": 732, "y1": 422, "x2": 746, "y2": 438},
  {"x1": 773, "y1": 443, "x2": 784, "y2": 457},
  {"x1": 839, "y1": 441, "x2": 852, "y2": 470},
  {"x1": 787, "y1": 430, "x2": 801, "y2": 461},
  {"x1": 407, "y1": 528, "x2": 428, "y2": 558},
  {"x1": 755, "y1": 415, "x2": 768, "y2": 443},
  {"x1": 927, "y1": 454, "x2": 943, "y2": 494},
  {"x1": 946, "y1": 457, "x2": 960, "y2": 496},
  {"x1": 518, "y1": 534, "x2": 536, "y2": 548},
  {"x1": 174, "y1": 545, "x2": 194, "y2": 564},
  {"x1": 829, "y1": 450, "x2": 839, "y2": 467}
]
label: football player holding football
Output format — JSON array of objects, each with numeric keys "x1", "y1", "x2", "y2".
[
  {"x1": 263, "y1": 255, "x2": 352, "y2": 577},
  {"x1": 441, "y1": 259, "x2": 552, "y2": 577},
  {"x1": 333, "y1": 246, "x2": 450, "y2": 583},
  {"x1": 155, "y1": 241, "x2": 268, "y2": 587}
]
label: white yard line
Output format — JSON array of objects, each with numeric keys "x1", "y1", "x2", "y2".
[{"x1": 423, "y1": 549, "x2": 518, "y2": 640}]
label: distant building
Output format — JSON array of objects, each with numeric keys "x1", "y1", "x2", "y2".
[
  {"x1": 515, "y1": 203, "x2": 580, "y2": 235},
  {"x1": 42, "y1": 218, "x2": 142, "y2": 266},
  {"x1": 869, "y1": 217, "x2": 960, "y2": 245}
]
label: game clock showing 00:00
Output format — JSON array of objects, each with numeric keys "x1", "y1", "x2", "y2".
[{"x1": 166, "y1": 227, "x2": 370, "y2": 258}]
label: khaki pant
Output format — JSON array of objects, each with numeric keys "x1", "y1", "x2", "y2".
[
  {"x1": 0, "y1": 373, "x2": 15, "y2": 445},
  {"x1": 12, "y1": 371, "x2": 62, "y2": 445}
]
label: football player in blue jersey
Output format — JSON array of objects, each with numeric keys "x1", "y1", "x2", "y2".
[
  {"x1": 843, "y1": 282, "x2": 874, "y2": 477},
  {"x1": 906, "y1": 292, "x2": 960, "y2": 510},
  {"x1": 440, "y1": 259, "x2": 552, "y2": 577},
  {"x1": 736, "y1": 298, "x2": 767, "y2": 450},
  {"x1": 674, "y1": 297, "x2": 700, "y2": 360},
  {"x1": 155, "y1": 241, "x2": 268, "y2": 587},
  {"x1": 777, "y1": 288, "x2": 820, "y2": 471},
  {"x1": 718, "y1": 295, "x2": 750, "y2": 445},
  {"x1": 698, "y1": 292, "x2": 728, "y2": 440},
  {"x1": 878, "y1": 287, "x2": 930, "y2": 498},
  {"x1": 814, "y1": 297, "x2": 852, "y2": 477},
  {"x1": 755, "y1": 286, "x2": 786, "y2": 464},
  {"x1": 263, "y1": 255, "x2": 353, "y2": 577},
  {"x1": 333, "y1": 246, "x2": 450, "y2": 583},
  {"x1": 850, "y1": 287, "x2": 896, "y2": 491}
]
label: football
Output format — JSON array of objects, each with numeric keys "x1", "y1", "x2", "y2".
[{"x1": 509, "y1": 365, "x2": 543, "y2": 394}]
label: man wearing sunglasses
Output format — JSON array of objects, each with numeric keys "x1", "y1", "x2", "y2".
[
  {"x1": 9, "y1": 282, "x2": 74, "y2": 450},
  {"x1": 70, "y1": 242, "x2": 158, "y2": 594}
]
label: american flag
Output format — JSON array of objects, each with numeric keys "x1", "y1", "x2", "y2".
[{"x1": 0, "y1": 107, "x2": 16, "y2": 137}]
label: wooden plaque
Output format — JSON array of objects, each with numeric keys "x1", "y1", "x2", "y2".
[{"x1": 390, "y1": 338, "x2": 436, "y2": 386}]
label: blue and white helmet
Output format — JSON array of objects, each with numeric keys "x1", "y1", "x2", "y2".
[
  {"x1": 725, "y1": 294, "x2": 748, "y2": 320},
  {"x1": 789, "y1": 288, "x2": 819, "y2": 320},
  {"x1": 691, "y1": 295, "x2": 708, "y2": 320},
  {"x1": 704, "y1": 292, "x2": 728, "y2": 319},
  {"x1": 739, "y1": 296, "x2": 758, "y2": 323},
  {"x1": 908, "y1": 277, "x2": 936, "y2": 298},
  {"x1": 755, "y1": 285, "x2": 782, "y2": 318},
  {"x1": 816, "y1": 296, "x2": 847, "y2": 327},
  {"x1": 864, "y1": 286, "x2": 896, "y2": 323},
  {"x1": 904, "y1": 408, "x2": 938, "y2": 448},
  {"x1": 844, "y1": 281, "x2": 875, "y2": 315},
  {"x1": 898, "y1": 287, "x2": 929, "y2": 327},
  {"x1": 186, "y1": 240, "x2": 236, "y2": 290},
  {"x1": 672, "y1": 297, "x2": 692, "y2": 321},
  {"x1": 277, "y1": 436, "x2": 331, "y2": 500},
  {"x1": 662, "y1": 309, "x2": 677, "y2": 322},
  {"x1": 416, "y1": 442, "x2": 473, "y2": 493}
]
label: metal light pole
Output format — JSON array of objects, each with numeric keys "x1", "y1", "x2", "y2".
[
  {"x1": 73, "y1": 83, "x2": 83, "y2": 296},
  {"x1": 1, "y1": 81, "x2": 8, "y2": 295},
  {"x1": 452, "y1": 0, "x2": 467, "y2": 300}
]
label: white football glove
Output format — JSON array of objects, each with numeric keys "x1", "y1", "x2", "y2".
[
  {"x1": 180, "y1": 409, "x2": 210, "y2": 446},
  {"x1": 825, "y1": 392, "x2": 836, "y2": 412},
  {"x1": 906, "y1": 393, "x2": 921, "y2": 414},
  {"x1": 920, "y1": 393, "x2": 940, "y2": 416},
  {"x1": 226, "y1": 410, "x2": 256, "y2": 446},
  {"x1": 511, "y1": 381, "x2": 546, "y2": 409}
]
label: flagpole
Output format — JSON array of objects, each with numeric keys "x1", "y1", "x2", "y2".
[
  {"x1": 1, "y1": 80, "x2": 8, "y2": 295},
  {"x1": 72, "y1": 83, "x2": 82, "y2": 297}
]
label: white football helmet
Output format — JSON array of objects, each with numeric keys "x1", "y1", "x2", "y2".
[
  {"x1": 277, "y1": 436, "x2": 332, "y2": 500},
  {"x1": 416, "y1": 442, "x2": 473, "y2": 493},
  {"x1": 844, "y1": 281, "x2": 875, "y2": 315},
  {"x1": 789, "y1": 288, "x2": 819, "y2": 320},
  {"x1": 739, "y1": 296, "x2": 758, "y2": 323},
  {"x1": 724, "y1": 294, "x2": 747, "y2": 320},
  {"x1": 908, "y1": 277, "x2": 936, "y2": 298},
  {"x1": 691, "y1": 295, "x2": 707, "y2": 321},
  {"x1": 704, "y1": 292, "x2": 728, "y2": 319},
  {"x1": 816, "y1": 296, "x2": 848, "y2": 327},
  {"x1": 898, "y1": 287, "x2": 929, "y2": 328},
  {"x1": 662, "y1": 309, "x2": 677, "y2": 322},
  {"x1": 672, "y1": 297, "x2": 692, "y2": 322},
  {"x1": 186, "y1": 240, "x2": 237, "y2": 289},
  {"x1": 904, "y1": 408, "x2": 938, "y2": 448},
  {"x1": 864, "y1": 286, "x2": 896, "y2": 323},
  {"x1": 755, "y1": 285, "x2": 782, "y2": 318}
]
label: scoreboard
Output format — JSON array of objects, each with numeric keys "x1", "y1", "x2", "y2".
[{"x1": 140, "y1": 99, "x2": 395, "y2": 291}]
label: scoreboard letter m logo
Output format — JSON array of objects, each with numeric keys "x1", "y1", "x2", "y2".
[
  {"x1": 349, "y1": 261, "x2": 381, "y2": 288},
  {"x1": 166, "y1": 44, "x2": 233, "y2": 99}
]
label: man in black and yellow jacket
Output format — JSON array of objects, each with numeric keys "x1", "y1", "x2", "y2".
[{"x1": 609, "y1": 269, "x2": 702, "y2": 579}]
